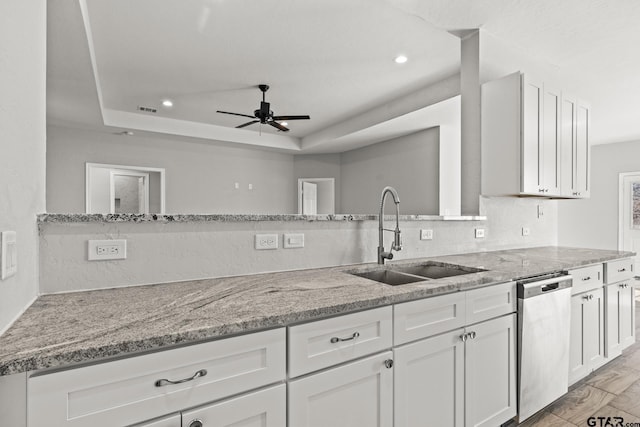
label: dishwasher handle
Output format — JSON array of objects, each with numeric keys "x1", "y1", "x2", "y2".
[{"x1": 518, "y1": 275, "x2": 572, "y2": 299}]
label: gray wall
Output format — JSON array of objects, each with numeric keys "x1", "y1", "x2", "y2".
[
  {"x1": 341, "y1": 129, "x2": 439, "y2": 215},
  {"x1": 0, "y1": 0, "x2": 46, "y2": 335},
  {"x1": 558, "y1": 140, "x2": 640, "y2": 249},
  {"x1": 47, "y1": 125, "x2": 296, "y2": 214}
]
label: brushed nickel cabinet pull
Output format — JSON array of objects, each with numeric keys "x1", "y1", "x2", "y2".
[
  {"x1": 155, "y1": 369, "x2": 207, "y2": 387},
  {"x1": 330, "y1": 331, "x2": 360, "y2": 343},
  {"x1": 581, "y1": 276, "x2": 591, "y2": 281}
]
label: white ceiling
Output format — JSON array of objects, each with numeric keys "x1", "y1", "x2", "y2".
[{"x1": 47, "y1": 0, "x2": 640, "y2": 152}]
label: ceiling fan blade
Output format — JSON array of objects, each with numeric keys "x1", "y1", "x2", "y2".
[
  {"x1": 217, "y1": 110, "x2": 256, "y2": 119},
  {"x1": 268, "y1": 121, "x2": 290, "y2": 132},
  {"x1": 272, "y1": 115, "x2": 310, "y2": 121},
  {"x1": 236, "y1": 120, "x2": 260, "y2": 129}
]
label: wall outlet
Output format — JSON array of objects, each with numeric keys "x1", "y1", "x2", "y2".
[
  {"x1": 88, "y1": 239, "x2": 127, "y2": 261},
  {"x1": 255, "y1": 234, "x2": 278, "y2": 250},
  {"x1": 522, "y1": 227, "x2": 531, "y2": 236},
  {"x1": 284, "y1": 233, "x2": 304, "y2": 249},
  {"x1": 475, "y1": 228, "x2": 485, "y2": 239},
  {"x1": 420, "y1": 229, "x2": 433, "y2": 240},
  {"x1": 1, "y1": 231, "x2": 17, "y2": 280}
]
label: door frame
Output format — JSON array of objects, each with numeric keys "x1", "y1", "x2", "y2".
[
  {"x1": 617, "y1": 172, "x2": 640, "y2": 251},
  {"x1": 109, "y1": 170, "x2": 150, "y2": 214}
]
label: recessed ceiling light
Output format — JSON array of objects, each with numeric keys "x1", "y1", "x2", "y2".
[
  {"x1": 394, "y1": 55, "x2": 408, "y2": 64},
  {"x1": 162, "y1": 99, "x2": 173, "y2": 108}
]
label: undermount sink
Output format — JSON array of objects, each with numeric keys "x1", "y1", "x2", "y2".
[
  {"x1": 351, "y1": 269, "x2": 426, "y2": 286},
  {"x1": 390, "y1": 262, "x2": 486, "y2": 279},
  {"x1": 350, "y1": 262, "x2": 486, "y2": 286}
]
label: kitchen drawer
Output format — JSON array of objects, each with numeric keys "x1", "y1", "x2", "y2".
[
  {"x1": 28, "y1": 328, "x2": 286, "y2": 427},
  {"x1": 605, "y1": 258, "x2": 634, "y2": 284},
  {"x1": 182, "y1": 384, "x2": 285, "y2": 427},
  {"x1": 129, "y1": 414, "x2": 181, "y2": 427},
  {"x1": 288, "y1": 306, "x2": 392, "y2": 377},
  {"x1": 394, "y1": 292, "x2": 466, "y2": 345},
  {"x1": 569, "y1": 264, "x2": 603, "y2": 295},
  {"x1": 465, "y1": 281, "x2": 516, "y2": 325}
]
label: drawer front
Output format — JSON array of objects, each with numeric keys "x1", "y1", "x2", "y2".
[
  {"x1": 465, "y1": 281, "x2": 516, "y2": 325},
  {"x1": 129, "y1": 414, "x2": 181, "y2": 427},
  {"x1": 28, "y1": 328, "x2": 286, "y2": 427},
  {"x1": 569, "y1": 264, "x2": 603, "y2": 295},
  {"x1": 182, "y1": 384, "x2": 286, "y2": 427},
  {"x1": 605, "y1": 258, "x2": 634, "y2": 284},
  {"x1": 288, "y1": 306, "x2": 392, "y2": 377},
  {"x1": 394, "y1": 292, "x2": 466, "y2": 345}
]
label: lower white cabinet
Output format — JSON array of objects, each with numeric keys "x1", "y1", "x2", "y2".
[
  {"x1": 288, "y1": 351, "x2": 394, "y2": 427},
  {"x1": 134, "y1": 385, "x2": 285, "y2": 427},
  {"x1": 605, "y1": 280, "x2": 636, "y2": 358},
  {"x1": 394, "y1": 314, "x2": 517, "y2": 427},
  {"x1": 569, "y1": 288, "x2": 605, "y2": 385}
]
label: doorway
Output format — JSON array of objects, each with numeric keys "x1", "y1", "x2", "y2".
[
  {"x1": 297, "y1": 178, "x2": 335, "y2": 215},
  {"x1": 618, "y1": 172, "x2": 640, "y2": 300}
]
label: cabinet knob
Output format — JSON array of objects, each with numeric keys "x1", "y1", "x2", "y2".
[
  {"x1": 469, "y1": 331, "x2": 477, "y2": 339},
  {"x1": 583, "y1": 294, "x2": 594, "y2": 301},
  {"x1": 618, "y1": 268, "x2": 627, "y2": 272},
  {"x1": 460, "y1": 333, "x2": 468, "y2": 342},
  {"x1": 384, "y1": 359, "x2": 394, "y2": 369},
  {"x1": 582, "y1": 276, "x2": 591, "y2": 281},
  {"x1": 188, "y1": 419, "x2": 203, "y2": 427}
]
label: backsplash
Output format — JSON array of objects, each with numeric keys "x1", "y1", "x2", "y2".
[{"x1": 38, "y1": 196, "x2": 557, "y2": 293}]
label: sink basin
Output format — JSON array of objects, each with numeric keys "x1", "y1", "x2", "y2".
[
  {"x1": 390, "y1": 262, "x2": 485, "y2": 279},
  {"x1": 351, "y1": 269, "x2": 426, "y2": 286}
]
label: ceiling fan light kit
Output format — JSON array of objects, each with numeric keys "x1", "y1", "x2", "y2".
[{"x1": 217, "y1": 84, "x2": 310, "y2": 132}]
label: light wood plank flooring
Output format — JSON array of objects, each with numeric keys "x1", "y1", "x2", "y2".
[{"x1": 519, "y1": 299, "x2": 640, "y2": 426}]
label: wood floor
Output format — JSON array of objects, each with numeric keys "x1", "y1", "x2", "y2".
[{"x1": 519, "y1": 299, "x2": 640, "y2": 426}]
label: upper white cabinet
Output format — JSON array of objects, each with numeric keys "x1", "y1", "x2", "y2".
[
  {"x1": 561, "y1": 95, "x2": 591, "y2": 197},
  {"x1": 482, "y1": 71, "x2": 590, "y2": 198}
]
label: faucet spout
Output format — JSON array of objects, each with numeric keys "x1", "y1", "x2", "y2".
[{"x1": 378, "y1": 186, "x2": 402, "y2": 264}]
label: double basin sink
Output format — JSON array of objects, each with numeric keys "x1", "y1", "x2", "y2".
[{"x1": 349, "y1": 262, "x2": 486, "y2": 286}]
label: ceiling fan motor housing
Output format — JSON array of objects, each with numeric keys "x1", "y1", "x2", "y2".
[{"x1": 256, "y1": 101, "x2": 272, "y2": 122}]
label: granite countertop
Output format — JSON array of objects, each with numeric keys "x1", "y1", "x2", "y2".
[{"x1": 0, "y1": 246, "x2": 632, "y2": 376}]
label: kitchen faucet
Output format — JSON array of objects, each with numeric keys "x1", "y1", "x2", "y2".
[{"x1": 378, "y1": 186, "x2": 402, "y2": 264}]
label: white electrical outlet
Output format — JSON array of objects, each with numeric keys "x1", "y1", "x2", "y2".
[
  {"x1": 475, "y1": 228, "x2": 485, "y2": 239},
  {"x1": 284, "y1": 233, "x2": 304, "y2": 248},
  {"x1": 420, "y1": 229, "x2": 433, "y2": 240},
  {"x1": 1, "y1": 231, "x2": 17, "y2": 280},
  {"x1": 522, "y1": 227, "x2": 531, "y2": 236},
  {"x1": 88, "y1": 239, "x2": 127, "y2": 261},
  {"x1": 255, "y1": 234, "x2": 278, "y2": 250}
]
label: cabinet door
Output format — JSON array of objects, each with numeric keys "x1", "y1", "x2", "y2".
[
  {"x1": 521, "y1": 75, "x2": 543, "y2": 194},
  {"x1": 570, "y1": 289, "x2": 605, "y2": 384},
  {"x1": 464, "y1": 314, "x2": 517, "y2": 427},
  {"x1": 288, "y1": 351, "x2": 393, "y2": 427},
  {"x1": 607, "y1": 281, "x2": 636, "y2": 357},
  {"x1": 181, "y1": 384, "x2": 285, "y2": 427},
  {"x1": 541, "y1": 85, "x2": 561, "y2": 195},
  {"x1": 394, "y1": 329, "x2": 464, "y2": 427},
  {"x1": 560, "y1": 95, "x2": 576, "y2": 197},
  {"x1": 129, "y1": 414, "x2": 181, "y2": 427},
  {"x1": 575, "y1": 102, "x2": 590, "y2": 197}
]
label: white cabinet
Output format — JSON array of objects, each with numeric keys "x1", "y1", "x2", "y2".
[
  {"x1": 394, "y1": 329, "x2": 465, "y2": 427},
  {"x1": 605, "y1": 281, "x2": 636, "y2": 358},
  {"x1": 181, "y1": 384, "x2": 286, "y2": 427},
  {"x1": 482, "y1": 71, "x2": 589, "y2": 198},
  {"x1": 288, "y1": 351, "x2": 394, "y2": 427},
  {"x1": 394, "y1": 281, "x2": 516, "y2": 427},
  {"x1": 561, "y1": 96, "x2": 591, "y2": 198},
  {"x1": 465, "y1": 314, "x2": 517, "y2": 427},
  {"x1": 28, "y1": 328, "x2": 286, "y2": 427},
  {"x1": 569, "y1": 288, "x2": 605, "y2": 385},
  {"x1": 131, "y1": 414, "x2": 181, "y2": 427}
]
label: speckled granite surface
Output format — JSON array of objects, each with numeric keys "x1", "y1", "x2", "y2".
[
  {"x1": 37, "y1": 213, "x2": 486, "y2": 224},
  {"x1": 0, "y1": 246, "x2": 632, "y2": 376}
]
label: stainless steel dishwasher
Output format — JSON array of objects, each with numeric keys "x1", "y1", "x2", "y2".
[{"x1": 517, "y1": 272, "x2": 573, "y2": 422}]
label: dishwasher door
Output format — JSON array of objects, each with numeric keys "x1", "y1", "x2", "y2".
[{"x1": 518, "y1": 274, "x2": 572, "y2": 422}]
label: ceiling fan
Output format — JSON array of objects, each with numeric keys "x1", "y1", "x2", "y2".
[{"x1": 216, "y1": 84, "x2": 310, "y2": 132}]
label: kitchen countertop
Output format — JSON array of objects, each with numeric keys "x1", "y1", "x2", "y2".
[{"x1": 0, "y1": 246, "x2": 633, "y2": 376}]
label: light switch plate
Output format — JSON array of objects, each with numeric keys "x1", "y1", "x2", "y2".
[
  {"x1": 284, "y1": 233, "x2": 305, "y2": 248},
  {"x1": 1, "y1": 231, "x2": 17, "y2": 280}
]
